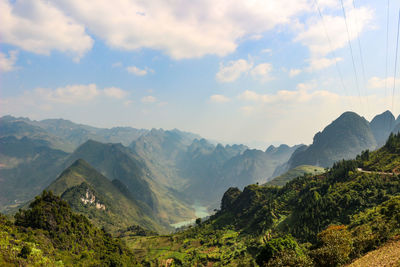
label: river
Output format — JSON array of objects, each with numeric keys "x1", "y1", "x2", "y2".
[{"x1": 170, "y1": 204, "x2": 210, "y2": 228}]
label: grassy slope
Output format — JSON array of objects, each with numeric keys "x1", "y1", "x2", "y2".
[
  {"x1": 347, "y1": 237, "x2": 400, "y2": 267},
  {"x1": 267, "y1": 165, "x2": 325, "y2": 186}
]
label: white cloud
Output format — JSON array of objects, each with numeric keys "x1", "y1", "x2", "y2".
[
  {"x1": 126, "y1": 66, "x2": 154, "y2": 76},
  {"x1": 238, "y1": 88, "x2": 340, "y2": 104},
  {"x1": 14, "y1": 84, "x2": 128, "y2": 104},
  {"x1": 38, "y1": 84, "x2": 100, "y2": 103},
  {"x1": 261, "y1": 48, "x2": 272, "y2": 54},
  {"x1": 296, "y1": 7, "x2": 373, "y2": 56},
  {"x1": 112, "y1": 62, "x2": 122, "y2": 68},
  {"x1": 0, "y1": 0, "x2": 93, "y2": 60},
  {"x1": 141, "y1": 95, "x2": 157, "y2": 103},
  {"x1": 289, "y1": 68, "x2": 302, "y2": 77},
  {"x1": 216, "y1": 59, "x2": 273, "y2": 83},
  {"x1": 296, "y1": 4, "x2": 373, "y2": 71},
  {"x1": 296, "y1": 81, "x2": 317, "y2": 91},
  {"x1": 368, "y1": 76, "x2": 400, "y2": 89},
  {"x1": 0, "y1": 50, "x2": 18, "y2": 72},
  {"x1": 216, "y1": 59, "x2": 253, "y2": 83},
  {"x1": 35, "y1": 0, "x2": 310, "y2": 59},
  {"x1": 103, "y1": 87, "x2": 128, "y2": 99},
  {"x1": 240, "y1": 106, "x2": 255, "y2": 115},
  {"x1": 210, "y1": 94, "x2": 231, "y2": 103},
  {"x1": 250, "y1": 63, "x2": 273, "y2": 82},
  {"x1": 307, "y1": 57, "x2": 342, "y2": 71}
]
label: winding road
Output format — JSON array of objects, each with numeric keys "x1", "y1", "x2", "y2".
[{"x1": 356, "y1": 168, "x2": 394, "y2": 176}]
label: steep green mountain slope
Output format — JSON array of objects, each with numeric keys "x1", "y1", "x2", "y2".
[
  {"x1": 128, "y1": 133, "x2": 400, "y2": 266},
  {"x1": 0, "y1": 136, "x2": 68, "y2": 211},
  {"x1": 288, "y1": 111, "x2": 377, "y2": 169},
  {"x1": 67, "y1": 140, "x2": 195, "y2": 225},
  {"x1": 267, "y1": 165, "x2": 325, "y2": 186},
  {"x1": 369, "y1": 110, "x2": 396, "y2": 147},
  {"x1": 0, "y1": 191, "x2": 136, "y2": 266},
  {"x1": 47, "y1": 159, "x2": 168, "y2": 233}
]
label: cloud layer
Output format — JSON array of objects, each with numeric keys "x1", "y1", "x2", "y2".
[
  {"x1": 1, "y1": 0, "x2": 311, "y2": 59},
  {"x1": 0, "y1": 0, "x2": 93, "y2": 60}
]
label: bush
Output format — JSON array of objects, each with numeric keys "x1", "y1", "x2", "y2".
[
  {"x1": 19, "y1": 245, "x2": 31, "y2": 259},
  {"x1": 256, "y1": 235, "x2": 302, "y2": 266},
  {"x1": 311, "y1": 225, "x2": 353, "y2": 267}
]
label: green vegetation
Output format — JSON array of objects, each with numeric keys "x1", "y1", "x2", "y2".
[
  {"x1": 47, "y1": 159, "x2": 169, "y2": 233},
  {"x1": 123, "y1": 133, "x2": 400, "y2": 266},
  {"x1": 267, "y1": 165, "x2": 325, "y2": 186},
  {"x1": 1, "y1": 116, "x2": 400, "y2": 266},
  {"x1": 67, "y1": 140, "x2": 195, "y2": 226},
  {"x1": 1, "y1": 191, "x2": 135, "y2": 266}
]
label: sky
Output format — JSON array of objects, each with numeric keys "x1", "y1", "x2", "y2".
[{"x1": 1, "y1": 0, "x2": 400, "y2": 148}]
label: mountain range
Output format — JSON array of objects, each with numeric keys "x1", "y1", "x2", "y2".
[
  {"x1": 1, "y1": 112, "x2": 400, "y2": 266},
  {"x1": 1, "y1": 110, "x2": 400, "y2": 233},
  {"x1": 278, "y1": 111, "x2": 400, "y2": 174}
]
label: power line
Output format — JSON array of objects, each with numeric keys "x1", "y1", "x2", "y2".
[
  {"x1": 385, "y1": 0, "x2": 390, "y2": 99},
  {"x1": 392, "y1": 9, "x2": 400, "y2": 114},
  {"x1": 340, "y1": 0, "x2": 363, "y2": 110},
  {"x1": 351, "y1": 0, "x2": 369, "y2": 109},
  {"x1": 384, "y1": 0, "x2": 390, "y2": 128},
  {"x1": 313, "y1": 0, "x2": 349, "y2": 100}
]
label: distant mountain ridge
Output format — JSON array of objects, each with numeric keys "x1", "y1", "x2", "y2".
[
  {"x1": 0, "y1": 115, "x2": 149, "y2": 152},
  {"x1": 287, "y1": 112, "x2": 377, "y2": 169},
  {"x1": 369, "y1": 110, "x2": 396, "y2": 146}
]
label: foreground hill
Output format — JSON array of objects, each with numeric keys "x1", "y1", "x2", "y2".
[
  {"x1": 0, "y1": 191, "x2": 135, "y2": 266},
  {"x1": 288, "y1": 111, "x2": 377, "y2": 169},
  {"x1": 47, "y1": 159, "x2": 168, "y2": 233}
]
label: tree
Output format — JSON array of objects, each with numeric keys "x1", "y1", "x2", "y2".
[{"x1": 311, "y1": 225, "x2": 353, "y2": 267}]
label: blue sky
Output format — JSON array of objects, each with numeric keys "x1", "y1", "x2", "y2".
[{"x1": 1, "y1": 0, "x2": 400, "y2": 148}]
